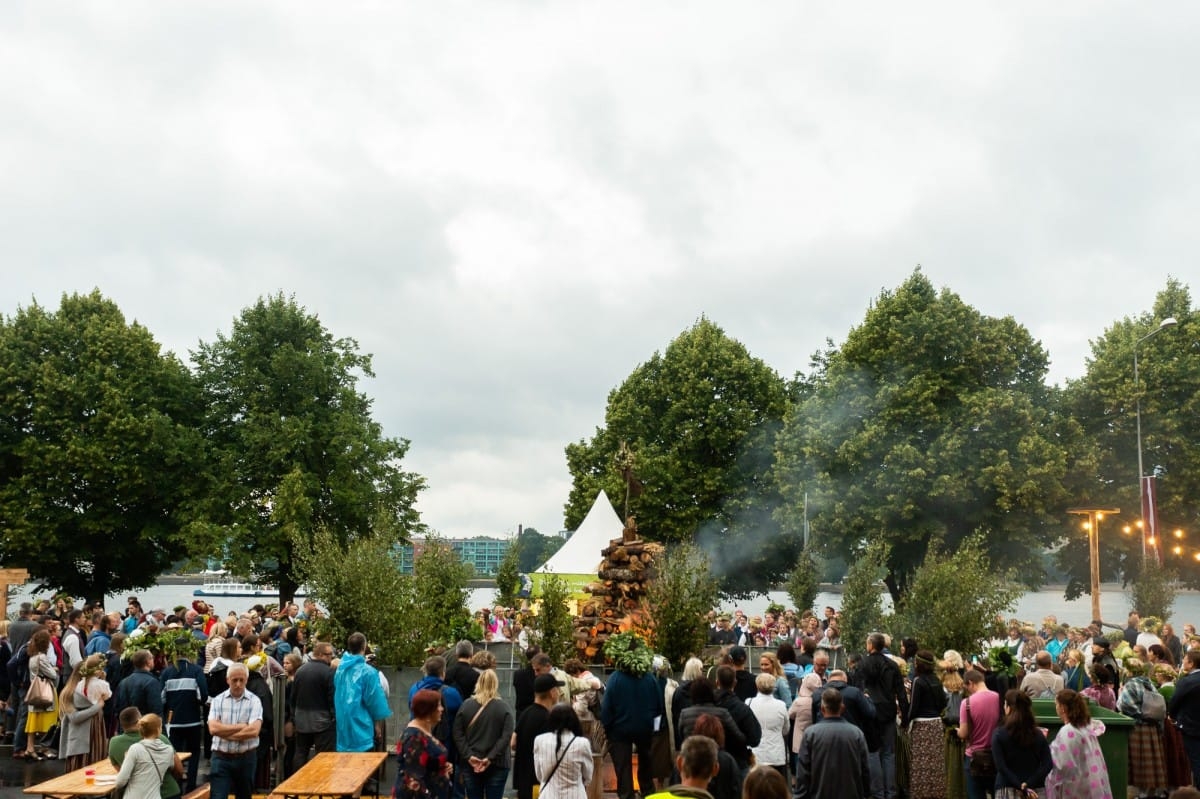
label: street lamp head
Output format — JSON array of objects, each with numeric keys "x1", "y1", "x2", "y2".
[{"x1": 1160, "y1": 317, "x2": 1179, "y2": 330}]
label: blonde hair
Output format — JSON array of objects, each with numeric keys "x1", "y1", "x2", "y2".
[
  {"x1": 940, "y1": 661, "x2": 963, "y2": 693},
  {"x1": 755, "y1": 673, "x2": 777, "y2": 694},
  {"x1": 138, "y1": 713, "x2": 162, "y2": 739},
  {"x1": 758, "y1": 652, "x2": 783, "y2": 677},
  {"x1": 473, "y1": 668, "x2": 500, "y2": 704},
  {"x1": 942, "y1": 650, "x2": 965, "y2": 671},
  {"x1": 58, "y1": 654, "x2": 107, "y2": 719},
  {"x1": 682, "y1": 657, "x2": 705, "y2": 682}
]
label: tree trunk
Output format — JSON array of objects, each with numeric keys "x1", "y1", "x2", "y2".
[{"x1": 884, "y1": 573, "x2": 902, "y2": 607}]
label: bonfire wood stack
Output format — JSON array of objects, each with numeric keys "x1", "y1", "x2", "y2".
[{"x1": 572, "y1": 537, "x2": 664, "y2": 662}]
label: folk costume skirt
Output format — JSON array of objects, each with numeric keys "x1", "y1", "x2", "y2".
[
  {"x1": 907, "y1": 718, "x2": 946, "y2": 799},
  {"x1": 1128, "y1": 723, "x2": 1167, "y2": 790}
]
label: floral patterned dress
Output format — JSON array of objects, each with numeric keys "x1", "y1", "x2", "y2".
[
  {"x1": 1044, "y1": 720, "x2": 1113, "y2": 799},
  {"x1": 394, "y1": 726, "x2": 451, "y2": 799}
]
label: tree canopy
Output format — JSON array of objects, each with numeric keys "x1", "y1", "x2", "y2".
[
  {"x1": 0, "y1": 291, "x2": 206, "y2": 599},
  {"x1": 192, "y1": 293, "x2": 425, "y2": 602},
  {"x1": 563, "y1": 317, "x2": 793, "y2": 596},
  {"x1": 776, "y1": 269, "x2": 1072, "y2": 603},
  {"x1": 514, "y1": 527, "x2": 565, "y2": 573},
  {"x1": 1062, "y1": 277, "x2": 1199, "y2": 591}
]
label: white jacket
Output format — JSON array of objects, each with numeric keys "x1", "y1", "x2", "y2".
[{"x1": 746, "y1": 694, "x2": 789, "y2": 766}]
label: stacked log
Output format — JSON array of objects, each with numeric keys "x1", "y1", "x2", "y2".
[{"x1": 572, "y1": 537, "x2": 664, "y2": 662}]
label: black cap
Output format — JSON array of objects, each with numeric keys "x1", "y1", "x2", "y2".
[
  {"x1": 729, "y1": 645, "x2": 747, "y2": 665},
  {"x1": 533, "y1": 674, "x2": 565, "y2": 693},
  {"x1": 1093, "y1": 636, "x2": 1111, "y2": 649}
]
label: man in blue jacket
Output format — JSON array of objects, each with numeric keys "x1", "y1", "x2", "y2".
[
  {"x1": 601, "y1": 645, "x2": 664, "y2": 799},
  {"x1": 118, "y1": 649, "x2": 164, "y2": 716},
  {"x1": 408, "y1": 656, "x2": 463, "y2": 762},
  {"x1": 160, "y1": 640, "x2": 208, "y2": 792},
  {"x1": 334, "y1": 632, "x2": 392, "y2": 753}
]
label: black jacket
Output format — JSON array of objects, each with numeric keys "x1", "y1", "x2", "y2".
[
  {"x1": 290, "y1": 659, "x2": 336, "y2": 733},
  {"x1": 445, "y1": 660, "x2": 478, "y2": 700},
  {"x1": 714, "y1": 689, "x2": 761, "y2": 768},
  {"x1": 858, "y1": 652, "x2": 910, "y2": 727},
  {"x1": 513, "y1": 666, "x2": 536, "y2": 718},
  {"x1": 1169, "y1": 670, "x2": 1200, "y2": 737},
  {"x1": 732, "y1": 670, "x2": 756, "y2": 702},
  {"x1": 117, "y1": 669, "x2": 164, "y2": 716},
  {"x1": 812, "y1": 679, "x2": 878, "y2": 751}
]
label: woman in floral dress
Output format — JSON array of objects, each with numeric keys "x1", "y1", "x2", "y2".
[{"x1": 394, "y1": 689, "x2": 452, "y2": 799}]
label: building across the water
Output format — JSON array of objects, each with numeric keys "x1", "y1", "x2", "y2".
[{"x1": 397, "y1": 536, "x2": 511, "y2": 576}]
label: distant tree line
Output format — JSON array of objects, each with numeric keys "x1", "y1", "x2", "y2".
[{"x1": 564, "y1": 270, "x2": 1200, "y2": 607}]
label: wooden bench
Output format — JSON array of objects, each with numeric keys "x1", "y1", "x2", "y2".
[{"x1": 181, "y1": 785, "x2": 212, "y2": 799}]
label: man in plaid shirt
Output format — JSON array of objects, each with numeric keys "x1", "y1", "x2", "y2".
[{"x1": 207, "y1": 663, "x2": 263, "y2": 799}]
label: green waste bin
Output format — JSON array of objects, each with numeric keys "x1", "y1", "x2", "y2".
[{"x1": 1032, "y1": 698, "x2": 1134, "y2": 798}]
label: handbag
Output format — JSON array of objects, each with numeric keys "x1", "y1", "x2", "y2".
[
  {"x1": 25, "y1": 671, "x2": 55, "y2": 711},
  {"x1": 965, "y1": 697, "x2": 997, "y2": 779}
]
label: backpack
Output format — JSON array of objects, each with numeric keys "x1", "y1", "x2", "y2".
[
  {"x1": 431, "y1": 685, "x2": 452, "y2": 745},
  {"x1": 1141, "y1": 687, "x2": 1167, "y2": 722},
  {"x1": 7, "y1": 646, "x2": 29, "y2": 690}
]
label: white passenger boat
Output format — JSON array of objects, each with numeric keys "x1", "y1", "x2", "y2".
[{"x1": 192, "y1": 574, "x2": 306, "y2": 599}]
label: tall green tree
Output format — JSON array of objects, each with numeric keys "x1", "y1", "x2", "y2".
[
  {"x1": 647, "y1": 543, "x2": 719, "y2": 668},
  {"x1": 838, "y1": 541, "x2": 889, "y2": 652},
  {"x1": 1062, "y1": 278, "x2": 1199, "y2": 587},
  {"x1": 493, "y1": 543, "x2": 521, "y2": 608},
  {"x1": 529, "y1": 574, "x2": 575, "y2": 665},
  {"x1": 192, "y1": 294, "x2": 424, "y2": 602},
  {"x1": 0, "y1": 291, "x2": 206, "y2": 599},
  {"x1": 564, "y1": 317, "x2": 792, "y2": 596},
  {"x1": 294, "y1": 525, "x2": 411, "y2": 664},
  {"x1": 776, "y1": 270, "x2": 1071, "y2": 604},
  {"x1": 410, "y1": 534, "x2": 475, "y2": 655},
  {"x1": 785, "y1": 545, "x2": 821, "y2": 616},
  {"x1": 893, "y1": 535, "x2": 1021, "y2": 655}
]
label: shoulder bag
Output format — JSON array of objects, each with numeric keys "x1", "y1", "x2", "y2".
[
  {"x1": 965, "y1": 697, "x2": 997, "y2": 779},
  {"x1": 24, "y1": 657, "x2": 55, "y2": 711},
  {"x1": 541, "y1": 734, "x2": 579, "y2": 786}
]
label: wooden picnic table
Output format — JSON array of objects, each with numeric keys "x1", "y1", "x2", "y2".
[
  {"x1": 270, "y1": 752, "x2": 388, "y2": 799},
  {"x1": 24, "y1": 753, "x2": 191, "y2": 799}
]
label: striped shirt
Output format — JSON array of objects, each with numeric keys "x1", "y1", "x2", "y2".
[{"x1": 209, "y1": 689, "x2": 263, "y2": 754}]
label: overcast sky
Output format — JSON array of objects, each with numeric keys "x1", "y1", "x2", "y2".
[{"x1": 3, "y1": 3, "x2": 1195, "y2": 539}]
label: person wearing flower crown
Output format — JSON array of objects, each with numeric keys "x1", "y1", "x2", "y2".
[{"x1": 59, "y1": 654, "x2": 111, "y2": 769}]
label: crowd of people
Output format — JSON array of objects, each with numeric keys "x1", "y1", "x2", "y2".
[
  {"x1": 12, "y1": 592, "x2": 1200, "y2": 799},
  {"x1": 0, "y1": 595, "x2": 390, "y2": 799},
  {"x1": 691, "y1": 606, "x2": 1200, "y2": 799}
]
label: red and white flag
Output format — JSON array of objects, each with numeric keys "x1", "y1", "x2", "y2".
[{"x1": 1142, "y1": 475, "x2": 1162, "y2": 565}]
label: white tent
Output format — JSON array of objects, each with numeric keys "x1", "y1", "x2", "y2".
[{"x1": 536, "y1": 490, "x2": 623, "y2": 576}]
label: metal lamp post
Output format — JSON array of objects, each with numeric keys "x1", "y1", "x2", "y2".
[{"x1": 1134, "y1": 317, "x2": 1177, "y2": 561}]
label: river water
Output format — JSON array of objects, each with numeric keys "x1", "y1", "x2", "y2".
[{"x1": 13, "y1": 580, "x2": 1200, "y2": 631}]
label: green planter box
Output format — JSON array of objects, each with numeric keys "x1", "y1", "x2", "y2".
[{"x1": 1032, "y1": 698, "x2": 1134, "y2": 798}]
